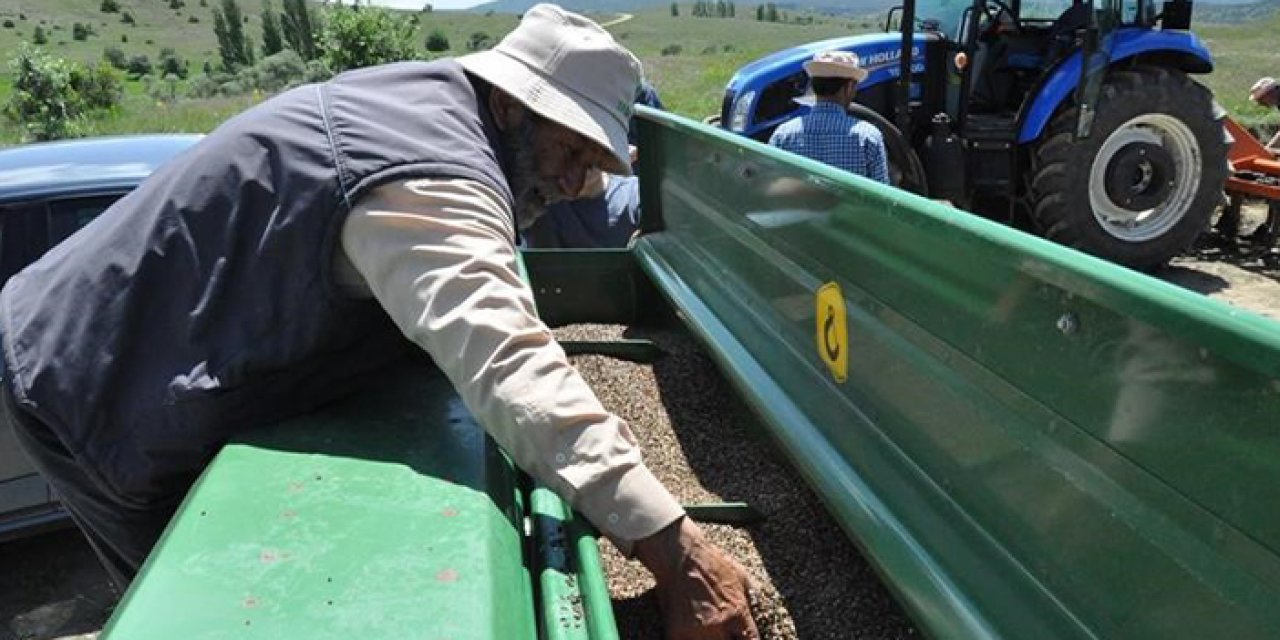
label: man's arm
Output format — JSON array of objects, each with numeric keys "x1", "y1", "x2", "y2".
[
  {"x1": 339, "y1": 178, "x2": 759, "y2": 638},
  {"x1": 340, "y1": 177, "x2": 681, "y2": 546}
]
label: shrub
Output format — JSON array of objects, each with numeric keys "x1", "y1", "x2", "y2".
[
  {"x1": 189, "y1": 15, "x2": 199, "y2": 23},
  {"x1": 466, "y1": 31, "x2": 491, "y2": 52},
  {"x1": 319, "y1": 4, "x2": 416, "y2": 72},
  {"x1": 4, "y1": 45, "x2": 122, "y2": 141},
  {"x1": 73, "y1": 22, "x2": 92, "y2": 41},
  {"x1": 126, "y1": 53, "x2": 152, "y2": 77},
  {"x1": 101, "y1": 0, "x2": 120, "y2": 12},
  {"x1": 303, "y1": 59, "x2": 332, "y2": 83},
  {"x1": 72, "y1": 61, "x2": 124, "y2": 111},
  {"x1": 102, "y1": 46, "x2": 127, "y2": 69},
  {"x1": 3, "y1": 20, "x2": 14, "y2": 29},
  {"x1": 425, "y1": 28, "x2": 449, "y2": 52},
  {"x1": 186, "y1": 73, "x2": 222, "y2": 99},
  {"x1": 120, "y1": 33, "x2": 127, "y2": 43},
  {"x1": 253, "y1": 49, "x2": 305, "y2": 91},
  {"x1": 158, "y1": 48, "x2": 189, "y2": 79},
  {"x1": 660, "y1": 43, "x2": 682, "y2": 56},
  {"x1": 121, "y1": 11, "x2": 135, "y2": 25},
  {"x1": 32, "y1": 25, "x2": 47, "y2": 44}
]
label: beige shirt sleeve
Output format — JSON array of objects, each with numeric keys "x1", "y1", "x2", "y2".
[{"x1": 337, "y1": 177, "x2": 684, "y2": 548}]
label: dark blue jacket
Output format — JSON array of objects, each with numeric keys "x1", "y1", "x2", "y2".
[{"x1": 0, "y1": 60, "x2": 511, "y2": 507}]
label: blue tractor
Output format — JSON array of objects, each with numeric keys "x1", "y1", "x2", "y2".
[{"x1": 720, "y1": 0, "x2": 1227, "y2": 270}]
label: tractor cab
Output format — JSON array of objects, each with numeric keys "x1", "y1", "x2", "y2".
[{"x1": 720, "y1": 0, "x2": 1225, "y2": 271}]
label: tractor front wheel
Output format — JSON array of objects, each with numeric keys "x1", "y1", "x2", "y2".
[{"x1": 1030, "y1": 66, "x2": 1228, "y2": 271}]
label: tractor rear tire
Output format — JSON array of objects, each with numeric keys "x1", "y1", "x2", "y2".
[{"x1": 1030, "y1": 65, "x2": 1228, "y2": 271}]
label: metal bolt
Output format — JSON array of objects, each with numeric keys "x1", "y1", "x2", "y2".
[{"x1": 1056, "y1": 312, "x2": 1078, "y2": 335}]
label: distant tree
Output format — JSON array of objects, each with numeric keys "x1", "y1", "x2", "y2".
[
  {"x1": 425, "y1": 28, "x2": 450, "y2": 52},
  {"x1": 103, "y1": 46, "x2": 128, "y2": 69},
  {"x1": 158, "y1": 47, "x2": 189, "y2": 79},
  {"x1": 728, "y1": 1, "x2": 735, "y2": 17},
  {"x1": 261, "y1": 0, "x2": 284, "y2": 57},
  {"x1": 203, "y1": 59, "x2": 214, "y2": 75},
  {"x1": 213, "y1": 0, "x2": 253, "y2": 71},
  {"x1": 121, "y1": 33, "x2": 128, "y2": 42},
  {"x1": 671, "y1": 2, "x2": 679, "y2": 16},
  {"x1": 189, "y1": 14, "x2": 200, "y2": 23},
  {"x1": 466, "y1": 31, "x2": 492, "y2": 51},
  {"x1": 2, "y1": 21, "x2": 13, "y2": 29},
  {"x1": 72, "y1": 22, "x2": 92, "y2": 41},
  {"x1": 422, "y1": 3, "x2": 433, "y2": 12},
  {"x1": 121, "y1": 11, "x2": 135, "y2": 25},
  {"x1": 280, "y1": 0, "x2": 319, "y2": 61},
  {"x1": 100, "y1": 0, "x2": 120, "y2": 12},
  {"x1": 756, "y1": 4, "x2": 763, "y2": 20},
  {"x1": 33, "y1": 25, "x2": 47, "y2": 44},
  {"x1": 126, "y1": 54, "x2": 152, "y2": 78},
  {"x1": 767, "y1": 3, "x2": 779, "y2": 21},
  {"x1": 168, "y1": 0, "x2": 186, "y2": 9}
]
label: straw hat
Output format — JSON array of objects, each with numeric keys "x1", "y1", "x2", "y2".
[
  {"x1": 1250, "y1": 77, "x2": 1279, "y2": 105},
  {"x1": 803, "y1": 50, "x2": 868, "y2": 83},
  {"x1": 458, "y1": 4, "x2": 642, "y2": 175}
]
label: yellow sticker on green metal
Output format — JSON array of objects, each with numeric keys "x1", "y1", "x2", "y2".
[{"x1": 815, "y1": 282, "x2": 847, "y2": 383}]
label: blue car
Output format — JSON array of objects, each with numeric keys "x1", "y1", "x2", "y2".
[{"x1": 0, "y1": 134, "x2": 201, "y2": 541}]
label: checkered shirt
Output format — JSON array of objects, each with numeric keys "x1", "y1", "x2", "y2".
[{"x1": 768, "y1": 102, "x2": 889, "y2": 184}]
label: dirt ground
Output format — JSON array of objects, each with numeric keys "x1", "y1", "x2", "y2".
[{"x1": 3, "y1": 203, "x2": 1279, "y2": 640}]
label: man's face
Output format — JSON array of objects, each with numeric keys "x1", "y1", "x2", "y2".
[{"x1": 498, "y1": 104, "x2": 615, "y2": 231}]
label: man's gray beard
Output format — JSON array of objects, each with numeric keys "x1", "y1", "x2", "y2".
[{"x1": 501, "y1": 116, "x2": 562, "y2": 231}]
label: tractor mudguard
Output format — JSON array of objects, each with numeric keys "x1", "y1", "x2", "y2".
[
  {"x1": 723, "y1": 33, "x2": 933, "y2": 138},
  {"x1": 1018, "y1": 29, "x2": 1213, "y2": 144}
]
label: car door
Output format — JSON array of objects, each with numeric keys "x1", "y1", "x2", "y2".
[{"x1": 0, "y1": 193, "x2": 127, "y2": 541}]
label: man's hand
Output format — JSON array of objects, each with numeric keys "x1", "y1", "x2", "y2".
[{"x1": 633, "y1": 516, "x2": 760, "y2": 639}]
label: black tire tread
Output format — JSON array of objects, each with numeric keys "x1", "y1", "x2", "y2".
[{"x1": 1029, "y1": 64, "x2": 1229, "y2": 270}]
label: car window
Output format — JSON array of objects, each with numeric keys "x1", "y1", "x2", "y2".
[
  {"x1": 0, "y1": 194, "x2": 124, "y2": 287},
  {"x1": 48, "y1": 195, "x2": 120, "y2": 246}
]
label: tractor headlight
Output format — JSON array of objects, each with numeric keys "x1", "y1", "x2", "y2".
[{"x1": 729, "y1": 91, "x2": 755, "y2": 132}]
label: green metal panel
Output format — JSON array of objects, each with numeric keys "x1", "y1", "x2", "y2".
[
  {"x1": 531, "y1": 486, "x2": 620, "y2": 640},
  {"x1": 633, "y1": 107, "x2": 1280, "y2": 639},
  {"x1": 102, "y1": 361, "x2": 537, "y2": 639}
]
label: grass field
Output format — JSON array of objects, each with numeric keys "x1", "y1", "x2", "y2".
[{"x1": 0, "y1": 0, "x2": 1276, "y2": 143}]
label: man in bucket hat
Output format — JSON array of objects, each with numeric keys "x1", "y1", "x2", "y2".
[
  {"x1": 769, "y1": 49, "x2": 889, "y2": 184},
  {"x1": 0, "y1": 4, "x2": 758, "y2": 637}
]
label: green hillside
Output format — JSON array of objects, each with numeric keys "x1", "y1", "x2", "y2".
[{"x1": 0, "y1": 0, "x2": 1275, "y2": 143}]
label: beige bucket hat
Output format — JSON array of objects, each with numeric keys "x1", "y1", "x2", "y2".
[
  {"x1": 458, "y1": 4, "x2": 642, "y2": 175},
  {"x1": 803, "y1": 50, "x2": 869, "y2": 83},
  {"x1": 1250, "y1": 77, "x2": 1279, "y2": 104}
]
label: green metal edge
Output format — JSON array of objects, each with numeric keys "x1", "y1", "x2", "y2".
[
  {"x1": 530, "y1": 486, "x2": 620, "y2": 640},
  {"x1": 632, "y1": 108, "x2": 1280, "y2": 638},
  {"x1": 634, "y1": 106, "x2": 1280, "y2": 376},
  {"x1": 518, "y1": 251, "x2": 621, "y2": 640}
]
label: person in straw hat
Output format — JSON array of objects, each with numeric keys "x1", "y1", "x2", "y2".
[
  {"x1": 769, "y1": 49, "x2": 889, "y2": 184},
  {"x1": 0, "y1": 4, "x2": 758, "y2": 636},
  {"x1": 1249, "y1": 77, "x2": 1280, "y2": 151}
]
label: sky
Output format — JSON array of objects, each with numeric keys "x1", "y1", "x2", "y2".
[{"x1": 364, "y1": 0, "x2": 488, "y2": 10}]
